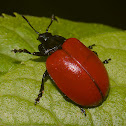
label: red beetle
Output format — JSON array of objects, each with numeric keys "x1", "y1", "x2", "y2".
[{"x1": 12, "y1": 15, "x2": 111, "y2": 115}]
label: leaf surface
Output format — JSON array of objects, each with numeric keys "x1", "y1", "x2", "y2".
[{"x1": 0, "y1": 13, "x2": 125, "y2": 126}]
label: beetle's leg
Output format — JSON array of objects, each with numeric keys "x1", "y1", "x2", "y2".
[
  {"x1": 12, "y1": 49, "x2": 31, "y2": 54},
  {"x1": 92, "y1": 51, "x2": 98, "y2": 56},
  {"x1": 63, "y1": 94, "x2": 86, "y2": 116},
  {"x1": 88, "y1": 44, "x2": 98, "y2": 56},
  {"x1": 11, "y1": 49, "x2": 47, "y2": 56},
  {"x1": 80, "y1": 107, "x2": 86, "y2": 116},
  {"x1": 88, "y1": 44, "x2": 95, "y2": 49},
  {"x1": 103, "y1": 58, "x2": 111, "y2": 64},
  {"x1": 35, "y1": 70, "x2": 49, "y2": 105}
]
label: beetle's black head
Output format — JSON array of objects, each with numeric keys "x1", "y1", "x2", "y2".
[
  {"x1": 37, "y1": 32, "x2": 53, "y2": 43},
  {"x1": 22, "y1": 15, "x2": 66, "y2": 55}
]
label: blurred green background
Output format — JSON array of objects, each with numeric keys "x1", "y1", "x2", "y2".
[{"x1": 0, "y1": 0, "x2": 126, "y2": 29}]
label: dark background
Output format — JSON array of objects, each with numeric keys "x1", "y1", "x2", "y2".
[{"x1": 0, "y1": 1, "x2": 126, "y2": 30}]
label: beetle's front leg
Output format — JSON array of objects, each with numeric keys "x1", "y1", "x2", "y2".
[
  {"x1": 12, "y1": 49, "x2": 32, "y2": 54},
  {"x1": 11, "y1": 49, "x2": 45, "y2": 56}
]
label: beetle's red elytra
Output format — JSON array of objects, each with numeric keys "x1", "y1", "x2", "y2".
[
  {"x1": 46, "y1": 38, "x2": 109, "y2": 106},
  {"x1": 12, "y1": 15, "x2": 111, "y2": 116}
]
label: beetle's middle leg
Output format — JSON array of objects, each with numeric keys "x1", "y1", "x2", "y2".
[{"x1": 35, "y1": 70, "x2": 49, "y2": 105}]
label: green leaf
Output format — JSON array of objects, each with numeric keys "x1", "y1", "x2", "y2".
[{"x1": 0, "y1": 13, "x2": 125, "y2": 126}]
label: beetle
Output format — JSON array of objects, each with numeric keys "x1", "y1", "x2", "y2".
[{"x1": 12, "y1": 15, "x2": 111, "y2": 116}]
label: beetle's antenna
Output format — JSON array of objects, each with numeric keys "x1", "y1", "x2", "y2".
[
  {"x1": 46, "y1": 14, "x2": 57, "y2": 32},
  {"x1": 22, "y1": 15, "x2": 40, "y2": 35}
]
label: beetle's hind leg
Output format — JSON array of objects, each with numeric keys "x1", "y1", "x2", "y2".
[
  {"x1": 88, "y1": 44, "x2": 98, "y2": 56},
  {"x1": 62, "y1": 93, "x2": 86, "y2": 116},
  {"x1": 35, "y1": 70, "x2": 49, "y2": 105},
  {"x1": 88, "y1": 45, "x2": 111, "y2": 63}
]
